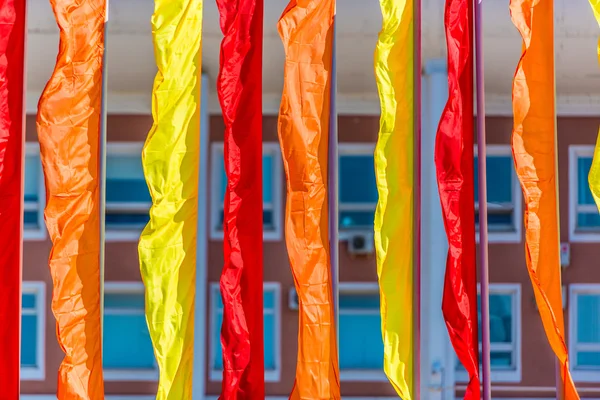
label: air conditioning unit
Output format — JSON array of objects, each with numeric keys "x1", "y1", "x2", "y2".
[
  {"x1": 288, "y1": 288, "x2": 299, "y2": 310},
  {"x1": 347, "y1": 232, "x2": 375, "y2": 256}
]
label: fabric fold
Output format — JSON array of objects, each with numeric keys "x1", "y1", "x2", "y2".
[
  {"x1": 434, "y1": 0, "x2": 480, "y2": 398},
  {"x1": 588, "y1": 0, "x2": 600, "y2": 209},
  {"x1": 277, "y1": 1, "x2": 340, "y2": 398},
  {"x1": 138, "y1": 0, "x2": 203, "y2": 398},
  {"x1": 36, "y1": 0, "x2": 106, "y2": 398},
  {"x1": 373, "y1": 0, "x2": 414, "y2": 398}
]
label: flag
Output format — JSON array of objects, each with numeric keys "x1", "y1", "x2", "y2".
[
  {"x1": 137, "y1": 0, "x2": 203, "y2": 398},
  {"x1": 215, "y1": 0, "x2": 265, "y2": 397},
  {"x1": 434, "y1": 0, "x2": 480, "y2": 398},
  {"x1": 373, "y1": 0, "x2": 414, "y2": 398},
  {"x1": 277, "y1": 1, "x2": 340, "y2": 398},
  {"x1": 0, "y1": 0, "x2": 26, "y2": 395},
  {"x1": 588, "y1": 0, "x2": 600, "y2": 208},
  {"x1": 510, "y1": 1, "x2": 579, "y2": 398},
  {"x1": 36, "y1": 0, "x2": 106, "y2": 397}
]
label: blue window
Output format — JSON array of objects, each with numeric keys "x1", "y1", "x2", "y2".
[
  {"x1": 338, "y1": 289, "x2": 384, "y2": 375},
  {"x1": 105, "y1": 147, "x2": 151, "y2": 233},
  {"x1": 23, "y1": 147, "x2": 45, "y2": 239},
  {"x1": 573, "y1": 154, "x2": 600, "y2": 231},
  {"x1": 21, "y1": 282, "x2": 45, "y2": 380},
  {"x1": 339, "y1": 149, "x2": 378, "y2": 231},
  {"x1": 571, "y1": 288, "x2": 600, "y2": 371},
  {"x1": 474, "y1": 151, "x2": 518, "y2": 234},
  {"x1": 210, "y1": 283, "x2": 280, "y2": 381},
  {"x1": 103, "y1": 287, "x2": 157, "y2": 379}
]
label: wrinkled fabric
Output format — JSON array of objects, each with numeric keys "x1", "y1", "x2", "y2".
[
  {"x1": 373, "y1": 0, "x2": 414, "y2": 398},
  {"x1": 277, "y1": 1, "x2": 340, "y2": 399},
  {"x1": 434, "y1": 0, "x2": 480, "y2": 399},
  {"x1": 216, "y1": 0, "x2": 265, "y2": 398},
  {"x1": 588, "y1": 0, "x2": 600, "y2": 209},
  {"x1": 0, "y1": 0, "x2": 25, "y2": 396},
  {"x1": 509, "y1": 2, "x2": 579, "y2": 399},
  {"x1": 138, "y1": 0, "x2": 202, "y2": 398},
  {"x1": 36, "y1": 0, "x2": 106, "y2": 398}
]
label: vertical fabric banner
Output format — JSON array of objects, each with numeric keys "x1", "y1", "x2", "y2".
[
  {"x1": 0, "y1": 0, "x2": 26, "y2": 395},
  {"x1": 277, "y1": 1, "x2": 340, "y2": 399},
  {"x1": 138, "y1": 0, "x2": 202, "y2": 398},
  {"x1": 216, "y1": 0, "x2": 265, "y2": 397},
  {"x1": 373, "y1": 0, "x2": 414, "y2": 399},
  {"x1": 510, "y1": 1, "x2": 579, "y2": 399},
  {"x1": 36, "y1": 0, "x2": 106, "y2": 398},
  {"x1": 434, "y1": 0, "x2": 480, "y2": 399},
  {"x1": 588, "y1": 0, "x2": 600, "y2": 208}
]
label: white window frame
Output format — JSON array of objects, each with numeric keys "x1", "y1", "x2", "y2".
[
  {"x1": 103, "y1": 281, "x2": 158, "y2": 381},
  {"x1": 21, "y1": 281, "x2": 46, "y2": 381},
  {"x1": 474, "y1": 145, "x2": 522, "y2": 243},
  {"x1": 455, "y1": 283, "x2": 522, "y2": 383},
  {"x1": 569, "y1": 284, "x2": 600, "y2": 382},
  {"x1": 208, "y1": 281, "x2": 281, "y2": 382},
  {"x1": 569, "y1": 145, "x2": 600, "y2": 242},
  {"x1": 23, "y1": 144, "x2": 46, "y2": 241},
  {"x1": 338, "y1": 143, "x2": 377, "y2": 241},
  {"x1": 104, "y1": 142, "x2": 150, "y2": 242},
  {"x1": 338, "y1": 282, "x2": 387, "y2": 382},
  {"x1": 209, "y1": 142, "x2": 283, "y2": 241}
]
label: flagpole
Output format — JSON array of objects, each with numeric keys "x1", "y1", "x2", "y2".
[
  {"x1": 474, "y1": 0, "x2": 491, "y2": 399},
  {"x1": 413, "y1": 0, "x2": 422, "y2": 397}
]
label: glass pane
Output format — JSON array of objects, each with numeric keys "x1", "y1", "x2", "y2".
[
  {"x1": 491, "y1": 351, "x2": 513, "y2": 367},
  {"x1": 103, "y1": 314, "x2": 155, "y2": 369},
  {"x1": 106, "y1": 179, "x2": 151, "y2": 203},
  {"x1": 339, "y1": 313, "x2": 383, "y2": 370},
  {"x1": 21, "y1": 314, "x2": 37, "y2": 367},
  {"x1": 339, "y1": 293, "x2": 380, "y2": 310},
  {"x1": 105, "y1": 213, "x2": 150, "y2": 228},
  {"x1": 477, "y1": 293, "x2": 513, "y2": 344},
  {"x1": 474, "y1": 155, "x2": 513, "y2": 204},
  {"x1": 577, "y1": 294, "x2": 600, "y2": 344},
  {"x1": 24, "y1": 155, "x2": 39, "y2": 201},
  {"x1": 339, "y1": 155, "x2": 377, "y2": 204},
  {"x1": 577, "y1": 351, "x2": 600, "y2": 368},
  {"x1": 107, "y1": 155, "x2": 144, "y2": 180},
  {"x1": 22, "y1": 293, "x2": 36, "y2": 310},
  {"x1": 24, "y1": 211, "x2": 39, "y2": 227},
  {"x1": 475, "y1": 212, "x2": 514, "y2": 230},
  {"x1": 577, "y1": 212, "x2": 600, "y2": 230},
  {"x1": 578, "y1": 157, "x2": 595, "y2": 206},
  {"x1": 339, "y1": 210, "x2": 375, "y2": 229},
  {"x1": 105, "y1": 293, "x2": 145, "y2": 310},
  {"x1": 264, "y1": 290, "x2": 276, "y2": 310}
]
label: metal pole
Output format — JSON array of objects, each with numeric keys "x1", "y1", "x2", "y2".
[
  {"x1": 413, "y1": 0, "x2": 422, "y2": 397},
  {"x1": 474, "y1": 0, "x2": 491, "y2": 399}
]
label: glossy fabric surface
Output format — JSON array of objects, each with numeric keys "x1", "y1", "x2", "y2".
[
  {"x1": 36, "y1": 0, "x2": 106, "y2": 397},
  {"x1": 138, "y1": 0, "x2": 202, "y2": 398},
  {"x1": 216, "y1": 0, "x2": 265, "y2": 397},
  {"x1": 509, "y1": 1, "x2": 579, "y2": 399},
  {"x1": 277, "y1": 1, "x2": 340, "y2": 398},
  {"x1": 434, "y1": 0, "x2": 480, "y2": 398},
  {"x1": 0, "y1": 0, "x2": 25, "y2": 395},
  {"x1": 588, "y1": 0, "x2": 600, "y2": 209},
  {"x1": 373, "y1": 0, "x2": 414, "y2": 398}
]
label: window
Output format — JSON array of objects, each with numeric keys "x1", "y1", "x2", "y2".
[
  {"x1": 103, "y1": 283, "x2": 157, "y2": 381},
  {"x1": 24, "y1": 144, "x2": 46, "y2": 240},
  {"x1": 209, "y1": 282, "x2": 281, "y2": 381},
  {"x1": 105, "y1": 143, "x2": 151, "y2": 241},
  {"x1": 338, "y1": 283, "x2": 386, "y2": 381},
  {"x1": 455, "y1": 283, "x2": 521, "y2": 383},
  {"x1": 210, "y1": 143, "x2": 283, "y2": 241},
  {"x1": 569, "y1": 146, "x2": 600, "y2": 242},
  {"x1": 474, "y1": 145, "x2": 522, "y2": 243},
  {"x1": 569, "y1": 285, "x2": 600, "y2": 382},
  {"x1": 21, "y1": 281, "x2": 45, "y2": 380}
]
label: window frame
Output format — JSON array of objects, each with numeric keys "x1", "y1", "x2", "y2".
[
  {"x1": 209, "y1": 142, "x2": 283, "y2": 241},
  {"x1": 568, "y1": 145, "x2": 600, "y2": 242},
  {"x1": 21, "y1": 281, "x2": 46, "y2": 381},
  {"x1": 23, "y1": 143, "x2": 47, "y2": 241},
  {"x1": 474, "y1": 145, "x2": 522, "y2": 244},
  {"x1": 208, "y1": 281, "x2": 282, "y2": 382},
  {"x1": 568, "y1": 284, "x2": 600, "y2": 382},
  {"x1": 454, "y1": 283, "x2": 522, "y2": 383},
  {"x1": 102, "y1": 281, "x2": 158, "y2": 382}
]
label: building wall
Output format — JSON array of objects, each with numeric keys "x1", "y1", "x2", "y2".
[{"x1": 19, "y1": 114, "x2": 600, "y2": 398}]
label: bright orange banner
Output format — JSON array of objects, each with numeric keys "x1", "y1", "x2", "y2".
[
  {"x1": 36, "y1": 0, "x2": 106, "y2": 397},
  {"x1": 277, "y1": 1, "x2": 340, "y2": 399},
  {"x1": 510, "y1": 1, "x2": 578, "y2": 399}
]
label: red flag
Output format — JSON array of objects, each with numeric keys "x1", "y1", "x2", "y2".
[
  {"x1": 216, "y1": 0, "x2": 265, "y2": 397},
  {"x1": 0, "y1": 0, "x2": 26, "y2": 395},
  {"x1": 434, "y1": 0, "x2": 480, "y2": 399}
]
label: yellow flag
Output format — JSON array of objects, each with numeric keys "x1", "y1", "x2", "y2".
[
  {"x1": 588, "y1": 0, "x2": 600, "y2": 208},
  {"x1": 138, "y1": 0, "x2": 203, "y2": 398},
  {"x1": 373, "y1": 0, "x2": 414, "y2": 398}
]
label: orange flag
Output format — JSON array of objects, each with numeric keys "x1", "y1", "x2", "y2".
[
  {"x1": 510, "y1": 1, "x2": 578, "y2": 399},
  {"x1": 36, "y1": 0, "x2": 106, "y2": 397},
  {"x1": 277, "y1": 1, "x2": 340, "y2": 399}
]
